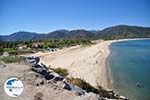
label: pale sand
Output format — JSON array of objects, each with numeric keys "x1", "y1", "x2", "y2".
[{"x1": 24, "y1": 40, "x2": 114, "y2": 89}]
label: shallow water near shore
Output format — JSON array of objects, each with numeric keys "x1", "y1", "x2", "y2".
[{"x1": 109, "y1": 39, "x2": 150, "y2": 100}]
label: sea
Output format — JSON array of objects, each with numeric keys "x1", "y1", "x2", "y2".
[{"x1": 109, "y1": 39, "x2": 150, "y2": 100}]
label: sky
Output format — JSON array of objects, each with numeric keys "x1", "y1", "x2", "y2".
[{"x1": 0, "y1": 0, "x2": 150, "y2": 35}]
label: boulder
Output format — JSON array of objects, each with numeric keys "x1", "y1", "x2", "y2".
[
  {"x1": 119, "y1": 96, "x2": 129, "y2": 100},
  {"x1": 54, "y1": 76, "x2": 64, "y2": 81},
  {"x1": 73, "y1": 86, "x2": 85, "y2": 96},
  {"x1": 63, "y1": 81, "x2": 72, "y2": 91}
]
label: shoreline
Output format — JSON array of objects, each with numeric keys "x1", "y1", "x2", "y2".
[
  {"x1": 95, "y1": 40, "x2": 113, "y2": 89},
  {"x1": 105, "y1": 46, "x2": 113, "y2": 89},
  {"x1": 97, "y1": 38, "x2": 150, "y2": 89},
  {"x1": 23, "y1": 38, "x2": 150, "y2": 90},
  {"x1": 23, "y1": 40, "x2": 113, "y2": 89},
  {"x1": 107, "y1": 38, "x2": 150, "y2": 100}
]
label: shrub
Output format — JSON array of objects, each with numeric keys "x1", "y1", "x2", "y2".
[
  {"x1": 4, "y1": 48, "x2": 18, "y2": 55},
  {"x1": 50, "y1": 67, "x2": 69, "y2": 77},
  {"x1": 17, "y1": 50, "x2": 34, "y2": 55},
  {"x1": 67, "y1": 78, "x2": 115, "y2": 98},
  {"x1": 67, "y1": 78, "x2": 98, "y2": 93},
  {"x1": 0, "y1": 47, "x2": 3, "y2": 55},
  {"x1": 0, "y1": 56, "x2": 19, "y2": 63}
]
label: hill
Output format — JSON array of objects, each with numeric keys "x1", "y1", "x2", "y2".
[
  {"x1": 97, "y1": 25, "x2": 150, "y2": 40},
  {"x1": 0, "y1": 25, "x2": 150, "y2": 41},
  {"x1": 0, "y1": 31, "x2": 46, "y2": 41}
]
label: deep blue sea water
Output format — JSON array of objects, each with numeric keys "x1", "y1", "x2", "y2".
[{"x1": 109, "y1": 39, "x2": 150, "y2": 100}]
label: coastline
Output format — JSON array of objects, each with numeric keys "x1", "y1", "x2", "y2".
[
  {"x1": 107, "y1": 38, "x2": 150, "y2": 100},
  {"x1": 94, "y1": 40, "x2": 113, "y2": 89},
  {"x1": 96, "y1": 38, "x2": 150, "y2": 89},
  {"x1": 105, "y1": 38, "x2": 150, "y2": 88},
  {"x1": 23, "y1": 40, "x2": 113, "y2": 89},
  {"x1": 23, "y1": 38, "x2": 150, "y2": 90}
]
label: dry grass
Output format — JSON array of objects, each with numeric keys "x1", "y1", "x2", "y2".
[{"x1": 50, "y1": 67, "x2": 69, "y2": 77}]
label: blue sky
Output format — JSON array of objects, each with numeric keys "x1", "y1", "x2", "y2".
[{"x1": 0, "y1": 0, "x2": 150, "y2": 35}]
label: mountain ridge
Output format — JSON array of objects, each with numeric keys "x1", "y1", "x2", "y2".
[{"x1": 0, "y1": 25, "x2": 150, "y2": 41}]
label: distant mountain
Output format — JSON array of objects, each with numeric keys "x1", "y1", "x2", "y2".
[
  {"x1": 0, "y1": 31, "x2": 46, "y2": 41},
  {"x1": 67, "y1": 30, "x2": 96, "y2": 39},
  {"x1": 89, "y1": 30, "x2": 97, "y2": 34},
  {"x1": 97, "y1": 25, "x2": 150, "y2": 39},
  {"x1": 46, "y1": 30, "x2": 69, "y2": 39},
  {"x1": 0, "y1": 25, "x2": 150, "y2": 41}
]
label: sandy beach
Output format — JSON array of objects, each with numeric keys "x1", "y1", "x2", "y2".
[{"x1": 24, "y1": 40, "x2": 114, "y2": 89}]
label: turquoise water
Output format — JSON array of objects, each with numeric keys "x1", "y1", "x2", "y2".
[{"x1": 109, "y1": 39, "x2": 150, "y2": 100}]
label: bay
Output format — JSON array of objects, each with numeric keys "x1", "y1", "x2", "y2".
[{"x1": 109, "y1": 39, "x2": 150, "y2": 100}]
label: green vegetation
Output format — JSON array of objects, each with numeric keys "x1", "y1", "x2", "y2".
[
  {"x1": 1, "y1": 25, "x2": 150, "y2": 42},
  {"x1": 0, "y1": 39, "x2": 93, "y2": 56},
  {"x1": 103, "y1": 37, "x2": 113, "y2": 40},
  {"x1": 99, "y1": 25, "x2": 150, "y2": 40},
  {"x1": 3, "y1": 48, "x2": 18, "y2": 55},
  {"x1": 67, "y1": 78, "x2": 117, "y2": 98},
  {"x1": 49, "y1": 67, "x2": 111, "y2": 97},
  {"x1": 42, "y1": 39, "x2": 92, "y2": 49},
  {"x1": 50, "y1": 67, "x2": 69, "y2": 77},
  {"x1": 49, "y1": 67, "x2": 109, "y2": 96},
  {"x1": 67, "y1": 78, "x2": 98, "y2": 93},
  {"x1": 0, "y1": 40, "x2": 18, "y2": 49},
  {"x1": 0, "y1": 40, "x2": 19, "y2": 55},
  {"x1": 17, "y1": 50, "x2": 34, "y2": 55},
  {"x1": 2, "y1": 48, "x2": 34, "y2": 55},
  {"x1": 0, "y1": 56, "x2": 20, "y2": 63},
  {"x1": 0, "y1": 47, "x2": 3, "y2": 55}
]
